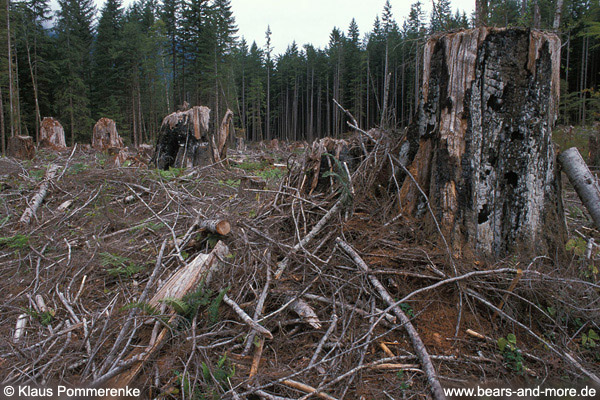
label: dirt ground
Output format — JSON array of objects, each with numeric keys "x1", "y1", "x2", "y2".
[{"x1": 0, "y1": 142, "x2": 599, "y2": 399}]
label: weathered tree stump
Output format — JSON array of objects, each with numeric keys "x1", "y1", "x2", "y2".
[
  {"x1": 7, "y1": 135, "x2": 35, "y2": 159},
  {"x1": 399, "y1": 28, "x2": 565, "y2": 256},
  {"x1": 92, "y1": 118, "x2": 123, "y2": 150},
  {"x1": 212, "y1": 109, "x2": 233, "y2": 163},
  {"x1": 151, "y1": 106, "x2": 211, "y2": 169},
  {"x1": 39, "y1": 117, "x2": 66, "y2": 148}
]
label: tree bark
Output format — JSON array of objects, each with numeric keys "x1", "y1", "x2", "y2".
[
  {"x1": 558, "y1": 147, "x2": 600, "y2": 230},
  {"x1": 399, "y1": 28, "x2": 565, "y2": 257},
  {"x1": 0, "y1": 86, "x2": 5, "y2": 155},
  {"x1": 553, "y1": 0, "x2": 564, "y2": 31},
  {"x1": 7, "y1": 135, "x2": 34, "y2": 159},
  {"x1": 92, "y1": 118, "x2": 123, "y2": 150},
  {"x1": 40, "y1": 117, "x2": 67, "y2": 148},
  {"x1": 151, "y1": 106, "x2": 211, "y2": 169},
  {"x1": 6, "y1": 0, "x2": 14, "y2": 138}
]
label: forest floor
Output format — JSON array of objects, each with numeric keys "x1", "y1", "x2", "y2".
[{"x1": 0, "y1": 136, "x2": 599, "y2": 399}]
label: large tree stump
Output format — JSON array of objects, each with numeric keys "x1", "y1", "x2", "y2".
[
  {"x1": 7, "y1": 135, "x2": 35, "y2": 159},
  {"x1": 151, "y1": 106, "x2": 211, "y2": 169},
  {"x1": 399, "y1": 28, "x2": 565, "y2": 256},
  {"x1": 92, "y1": 118, "x2": 123, "y2": 150},
  {"x1": 39, "y1": 117, "x2": 66, "y2": 148}
]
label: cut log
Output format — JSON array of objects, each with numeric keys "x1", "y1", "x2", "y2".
[
  {"x1": 92, "y1": 118, "x2": 124, "y2": 150},
  {"x1": 20, "y1": 164, "x2": 59, "y2": 225},
  {"x1": 99, "y1": 241, "x2": 228, "y2": 398},
  {"x1": 197, "y1": 219, "x2": 231, "y2": 236},
  {"x1": 399, "y1": 28, "x2": 565, "y2": 257},
  {"x1": 559, "y1": 147, "x2": 600, "y2": 230},
  {"x1": 151, "y1": 106, "x2": 211, "y2": 169},
  {"x1": 7, "y1": 135, "x2": 35, "y2": 159},
  {"x1": 39, "y1": 117, "x2": 66, "y2": 148}
]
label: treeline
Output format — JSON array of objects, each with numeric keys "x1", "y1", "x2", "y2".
[{"x1": 0, "y1": 0, "x2": 599, "y2": 150}]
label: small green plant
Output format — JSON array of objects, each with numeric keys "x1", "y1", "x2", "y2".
[
  {"x1": 0, "y1": 234, "x2": 30, "y2": 249},
  {"x1": 497, "y1": 333, "x2": 524, "y2": 373},
  {"x1": 69, "y1": 163, "x2": 89, "y2": 175},
  {"x1": 23, "y1": 307, "x2": 55, "y2": 326},
  {"x1": 236, "y1": 161, "x2": 267, "y2": 171},
  {"x1": 582, "y1": 329, "x2": 599, "y2": 349},
  {"x1": 399, "y1": 303, "x2": 414, "y2": 318},
  {"x1": 256, "y1": 168, "x2": 285, "y2": 181},
  {"x1": 201, "y1": 353, "x2": 235, "y2": 391},
  {"x1": 100, "y1": 252, "x2": 144, "y2": 278},
  {"x1": 396, "y1": 370, "x2": 411, "y2": 391},
  {"x1": 163, "y1": 284, "x2": 229, "y2": 324},
  {"x1": 155, "y1": 167, "x2": 185, "y2": 181},
  {"x1": 30, "y1": 169, "x2": 45, "y2": 181},
  {"x1": 321, "y1": 153, "x2": 353, "y2": 202},
  {"x1": 566, "y1": 237, "x2": 587, "y2": 256},
  {"x1": 217, "y1": 178, "x2": 240, "y2": 188}
]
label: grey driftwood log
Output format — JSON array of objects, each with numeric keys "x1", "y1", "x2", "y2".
[
  {"x1": 399, "y1": 28, "x2": 565, "y2": 256},
  {"x1": 558, "y1": 147, "x2": 600, "y2": 229}
]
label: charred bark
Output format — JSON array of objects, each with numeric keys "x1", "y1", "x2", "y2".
[
  {"x1": 151, "y1": 106, "x2": 211, "y2": 169},
  {"x1": 400, "y1": 28, "x2": 565, "y2": 257}
]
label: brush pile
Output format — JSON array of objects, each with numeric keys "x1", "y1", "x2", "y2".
[{"x1": 0, "y1": 132, "x2": 599, "y2": 399}]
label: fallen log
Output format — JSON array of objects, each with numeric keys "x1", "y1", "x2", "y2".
[
  {"x1": 336, "y1": 237, "x2": 446, "y2": 400},
  {"x1": 20, "y1": 164, "x2": 59, "y2": 225},
  {"x1": 98, "y1": 241, "x2": 229, "y2": 397},
  {"x1": 197, "y1": 219, "x2": 231, "y2": 236},
  {"x1": 558, "y1": 147, "x2": 600, "y2": 230}
]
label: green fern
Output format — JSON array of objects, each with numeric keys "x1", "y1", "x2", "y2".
[
  {"x1": 208, "y1": 287, "x2": 229, "y2": 325},
  {"x1": 120, "y1": 301, "x2": 160, "y2": 316},
  {"x1": 322, "y1": 152, "x2": 353, "y2": 202}
]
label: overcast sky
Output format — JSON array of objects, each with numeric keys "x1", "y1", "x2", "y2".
[
  {"x1": 230, "y1": 0, "x2": 475, "y2": 55},
  {"x1": 60, "y1": 0, "x2": 476, "y2": 55}
]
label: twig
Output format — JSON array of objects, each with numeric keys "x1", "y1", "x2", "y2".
[
  {"x1": 281, "y1": 379, "x2": 338, "y2": 400},
  {"x1": 466, "y1": 288, "x2": 600, "y2": 386},
  {"x1": 336, "y1": 237, "x2": 447, "y2": 400},
  {"x1": 309, "y1": 314, "x2": 338, "y2": 369},
  {"x1": 275, "y1": 199, "x2": 344, "y2": 279},
  {"x1": 223, "y1": 294, "x2": 273, "y2": 339}
]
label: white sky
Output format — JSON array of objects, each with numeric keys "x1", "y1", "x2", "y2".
[
  {"x1": 53, "y1": 0, "x2": 476, "y2": 55},
  {"x1": 230, "y1": 0, "x2": 476, "y2": 55}
]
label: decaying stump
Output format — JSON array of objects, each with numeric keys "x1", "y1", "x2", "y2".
[
  {"x1": 212, "y1": 108, "x2": 233, "y2": 163},
  {"x1": 39, "y1": 117, "x2": 66, "y2": 148},
  {"x1": 151, "y1": 106, "x2": 211, "y2": 169},
  {"x1": 7, "y1": 135, "x2": 35, "y2": 159},
  {"x1": 399, "y1": 28, "x2": 565, "y2": 256},
  {"x1": 92, "y1": 118, "x2": 123, "y2": 150},
  {"x1": 295, "y1": 137, "x2": 362, "y2": 195}
]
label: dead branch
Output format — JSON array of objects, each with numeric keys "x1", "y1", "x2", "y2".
[
  {"x1": 20, "y1": 164, "x2": 59, "y2": 225},
  {"x1": 275, "y1": 199, "x2": 344, "y2": 279},
  {"x1": 223, "y1": 294, "x2": 273, "y2": 340},
  {"x1": 336, "y1": 237, "x2": 447, "y2": 400}
]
